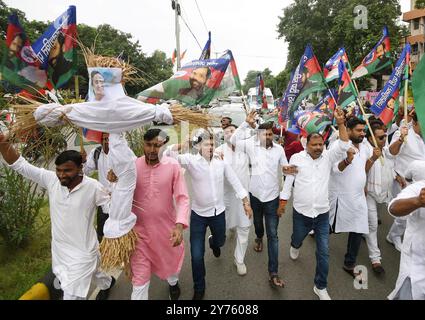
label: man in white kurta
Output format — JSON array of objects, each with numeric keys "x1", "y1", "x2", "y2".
[
  {"x1": 0, "y1": 134, "x2": 112, "y2": 300},
  {"x1": 215, "y1": 124, "x2": 251, "y2": 275},
  {"x1": 329, "y1": 117, "x2": 371, "y2": 278},
  {"x1": 388, "y1": 181, "x2": 425, "y2": 300},
  {"x1": 387, "y1": 114, "x2": 425, "y2": 251}
]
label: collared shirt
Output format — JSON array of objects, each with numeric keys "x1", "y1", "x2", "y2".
[
  {"x1": 230, "y1": 121, "x2": 288, "y2": 202},
  {"x1": 280, "y1": 139, "x2": 350, "y2": 218},
  {"x1": 390, "y1": 127, "x2": 425, "y2": 177},
  {"x1": 166, "y1": 149, "x2": 248, "y2": 217},
  {"x1": 8, "y1": 156, "x2": 110, "y2": 297}
]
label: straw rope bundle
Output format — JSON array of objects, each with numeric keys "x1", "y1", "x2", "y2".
[
  {"x1": 169, "y1": 104, "x2": 216, "y2": 128},
  {"x1": 99, "y1": 229, "x2": 138, "y2": 272}
]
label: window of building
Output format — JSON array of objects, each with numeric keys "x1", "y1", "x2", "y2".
[
  {"x1": 413, "y1": 18, "x2": 420, "y2": 30},
  {"x1": 412, "y1": 43, "x2": 419, "y2": 54}
]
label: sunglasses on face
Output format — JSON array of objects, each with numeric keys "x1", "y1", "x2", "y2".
[{"x1": 377, "y1": 135, "x2": 387, "y2": 141}]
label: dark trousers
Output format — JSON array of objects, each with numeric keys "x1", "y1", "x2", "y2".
[
  {"x1": 250, "y1": 193, "x2": 280, "y2": 274},
  {"x1": 291, "y1": 208, "x2": 330, "y2": 289},
  {"x1": 96, "y1": 207, "x2": 109, "y2": 242},
  {"x1": 190, "y1": 210, "x2": 226, "y2": 292},
  {"x1": 344, "y1": 232, "x2": 363, "y2": 268}
]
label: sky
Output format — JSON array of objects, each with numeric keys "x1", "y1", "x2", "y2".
[{"x1": 4, "y1": 0, "x2": 411, "y2": 82}]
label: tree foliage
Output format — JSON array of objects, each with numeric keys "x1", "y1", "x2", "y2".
[
  {"x1": 0, "y1": 0, "x2": 173, "y2": 96},
  {"x1": 416, "y1": 0, "x2": 425, "y2": 9},
  {"x1": 277, "y1": 0, "x2": 409, "y2": 90}
]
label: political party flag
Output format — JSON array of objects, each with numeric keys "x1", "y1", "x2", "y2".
[
  {"x1": 279, "y1": 45, "x2": 327, "y2": 123},
  {"x1": 314, "y1": 90, "x2": 338, "y2": 115},
  {"x1": 371, "y1": 44, "x2": 410, "y2": 125},
  {"x1": 31, "y1": 6, "x2": 77, "y2": 89},
  {"x1": 352, "y1": 26, "x2": 392, "y2": 80},
  {"x1": 137, "y1": 54, "x2": 232, "y2": 106},
  {"x1": 256, "y1": 73, "x2": 267, "y2": 109},
  {"x1": 412, "y1": 54, "x2": 425, "y2": 141},
  {"x1": 0, "y1": 14, "x2": 48, "y2": 92},
  {"x1": 337, "y1": 59, "x2": 357, "y2": 109},
  {"x1": 172, "y1": 49, "x2": 187, "y2": 65},
  {"x1": 199, "y1": 31, "x2": 211, "y2": 60},
  {"x1": 324, "y1": 48, "x2": 350, "y2": 82}
]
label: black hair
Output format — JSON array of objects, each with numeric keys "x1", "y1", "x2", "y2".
[
  {"x1": 143, "y1": 128, "x2": 170, "y2": 144},
  {"x1": 223, "y1": 124, "x2": 238, "y2": 130},
  {"x1": 192, "y1": 129, "x2": 214, "y2": 147},
  {"x1": 91, "y1": 70, "x2": 103, "y2": 84},
  {"x1": 366, "y1": 123, "x2": 384, "y2": 139},
  {"x1": 412, "y1": 112, "x2": 418, "y2": 123},
  {"x1": 221, "y1": 117, "x2": 232, "y2": 123},
  {"x1": 307, "y1": 132, "x2": 324, "y2": 143},
  {"x1": 258, "y1": 121, "x2": 274, "y2": 130},
  {"x1": 346, "y1": 117, "x2": 366, "y2": 129},
  {"x1": 55, "y1": 150, "x2": 82, "y2": 167}
]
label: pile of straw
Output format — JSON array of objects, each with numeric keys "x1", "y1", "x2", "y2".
[
  {"x1": 99, "y1": 229, "x2": 138, "y2": 272},
  {"x1": 170, "y1": 104, "x2": 217, "y2": 128},
  {"x1": 79, "y1": 42, "x2": 143, "y2": 85}
]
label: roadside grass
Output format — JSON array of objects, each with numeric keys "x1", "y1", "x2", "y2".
[{"x1": 0, "y1": 200, "x2": 51, "y2": 300}]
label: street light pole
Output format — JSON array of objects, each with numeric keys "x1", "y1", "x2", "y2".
[{"x1": 172, "y1": 0, "x2": 181, "y2": 70}]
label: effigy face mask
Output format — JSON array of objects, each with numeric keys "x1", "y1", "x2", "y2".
[{"x1": 87, "y1": 67, "x2": 125, "y2": 102}]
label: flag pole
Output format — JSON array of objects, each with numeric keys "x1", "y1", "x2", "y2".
[
  {"x1": 403, "y1": 62, "x2": 409, "y2": 126},
  {"x1": 75, "y1": 75, "x2": 84, "y2": 153}
]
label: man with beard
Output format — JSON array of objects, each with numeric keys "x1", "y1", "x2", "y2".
[
  {"x1": 177, "y1": 67, "x2": 210, "y2": 102},
  {"x1": 0, "y1": 131, "x2": 116, "y2": 300},
  {"x1": 166, "y1": 129, "x2": 253, "y2": 300},
  {"x1": 48, "y1": 33, "x2": 73, "y2": 88},
  {"x1": 130, "y1": 129, "x2": 190, "y2": 300},
  {"x1": 280, "y1": 107, "x2": 349, "y2": 300},
  {"x1": 215, "y1": 124, "x2": 251, "y2": 275},
  {"x1": 329, "y1": 117, "x2": 371, "y2": 281}
]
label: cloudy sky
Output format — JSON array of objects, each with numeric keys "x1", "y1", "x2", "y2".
[{"x1": 4, "y1": 0, "x2": 410, "y2": 81}]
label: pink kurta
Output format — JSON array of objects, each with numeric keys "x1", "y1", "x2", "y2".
[{"x1": 130, "y1": 156, "x2": 189, "y2": 286}]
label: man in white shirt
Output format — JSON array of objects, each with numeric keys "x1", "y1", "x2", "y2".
[
  {"x1": 229, "y1": 111, "x2": 292, "y2": 289},
  {"x1": 82, "y1": 132, "x2": 112, "y2": 241},
  {"x1": 166, "y1": 129, "x2": 253, "y2": 300},
  {"x1": 364, "y1": 122, "x2": 395, "y2": 275},
  {"x1": 216, "y1": 124, "x2": 251, "y2": 276},
  {"x1": 280, "y1": 108, "x2": 349, "y2": 300},
  {"x1": 388, "y1": 182, "x2": 425, "y2": 300},
  {"x1": 329, "y1": 117, "x2": 372, "y2": 280},
  {"x1": 0, "y1": 132, "x2": 115, "y2": 300},
  {"x1": 387, "y1": 113, "x2": 425, "y2": 251}
]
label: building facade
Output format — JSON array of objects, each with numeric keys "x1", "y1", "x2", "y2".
[{"x1": 403, "y1": 0, "x2": 425, "y2": 71}]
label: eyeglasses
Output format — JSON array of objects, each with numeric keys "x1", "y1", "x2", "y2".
[{"x1": 377, "y1": 135, "x2": 387, "y2": 141}]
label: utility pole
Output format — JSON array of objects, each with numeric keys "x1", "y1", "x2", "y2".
[{"x1": 172, "y1": 0, "x2": 181, "y2": 70}]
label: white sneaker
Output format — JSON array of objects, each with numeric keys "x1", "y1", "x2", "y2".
[
  {"x1": 234, "y1": 259, "x2": 247, "y2": 276},
  {"x1": 309, "y1": 230, "x2": 315, "y2": 236},
  {"x1": 289, "y1": 246, "x2": 299, "y2": 260},
  {"x1": 313, "y1": 286, "x2": 331, "y2": 300}
]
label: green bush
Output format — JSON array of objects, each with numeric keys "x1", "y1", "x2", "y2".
[{"x1": 0, "y1": 166, "x2": 45, "y2": 248}]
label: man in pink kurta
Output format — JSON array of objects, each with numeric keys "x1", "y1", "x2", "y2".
[{"x1": 130, "y1": 129, "x2": 190, "y2": 300}]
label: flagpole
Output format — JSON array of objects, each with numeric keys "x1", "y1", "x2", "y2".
[
  {"x1": 75, "y1": 75, "x2": 84, "y2": 154},
  {"x1": 404, "y1": 63, "x2": 409, "y2": 126}
]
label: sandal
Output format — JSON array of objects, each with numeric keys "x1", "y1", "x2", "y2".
[
  {"x1": 269, "y1": 274, "x2": 285, "y2": 288},
  {"x1": 253, "y1": 238, "x2": 263, "y2": 252}
]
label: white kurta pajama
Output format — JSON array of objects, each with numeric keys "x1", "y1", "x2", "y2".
[
  {"x1": 388, "y1": 181, "x2": 425, "y2": 300},
  {"x1": 215, "y1": 143, "x2": 251, "y2": 265},
  {"x1": 329, "y1": 140, "x2": 371, "y2": 234},
  {"x1": 365, "y1": 143, "x2": 395, "y2": 264},
  {"x1": 8, "y1": 157, "x2": 112, "y2": 298}
]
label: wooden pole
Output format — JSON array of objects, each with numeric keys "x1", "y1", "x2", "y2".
[{"x1": 75, "y1": 75, "x2": 84, "y2": 153}]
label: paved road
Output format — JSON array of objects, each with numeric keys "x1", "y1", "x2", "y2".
[{"x1": 107, "y1": 199, "x2": 400, "y2": 300}]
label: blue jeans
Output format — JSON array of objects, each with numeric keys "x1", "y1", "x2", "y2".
[
  {"x1": 250, "y1": 194, "x2": 280, "y2": 274},
  {"x1": 190, "y1": 210, "x2": 226, "y2": 292},
  {"x1": 344, "y1": 232, "x2": 363, "y2": 268},
  {"x1": 291, "y1": 208, "x2": 330, "y2": 289}
]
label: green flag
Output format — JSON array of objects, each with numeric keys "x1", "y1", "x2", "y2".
[{"x1": 412, "y1": 55, "x2": 425, "y2": 139}]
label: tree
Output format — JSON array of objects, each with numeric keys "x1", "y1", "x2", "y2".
[
  {"x1": 243, "y1": 68, "x2": 275, "y2": 94},
  {"x1": 416, "y1": 0, "x2": 425, "y2": 9},
  {"x1": 277, "y1": 0, "x2": 408, "y2": 90}
]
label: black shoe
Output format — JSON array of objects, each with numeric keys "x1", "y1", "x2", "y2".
[
  {"x1": 208, "y1": 235, "x2": 220, "y2": 258},
  {"x1": 378, "y1": 219, "x2": 382, "y2": 225},
  {"x1": 192, "y1": 290, "x2": 205, "y2": 300},
  {"x1": 96, "y1": 276, "x2": 116, "y2": 300},
  {"x1": 372, "y1": 263, "x2": 385, "y2": 275},
  {"x1": 169, "y1": 282, "x2": 181, "y2": 300}
]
